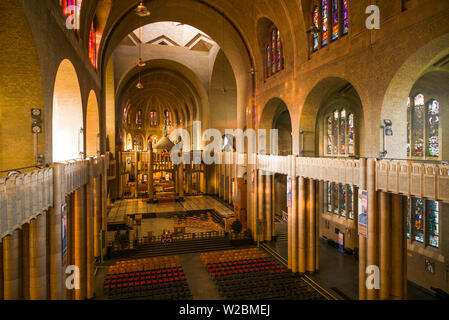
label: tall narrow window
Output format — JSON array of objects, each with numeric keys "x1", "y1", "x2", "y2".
[
  {"x1": 340, "y1": 109, "x2": 346, "y2": 154},
  {"x1": 428, "y1": 201, "x2": 439, "y2": 248},
  {"x1": 406, "y1": 197, "x2": 411, "y2": 239},
  {"x1": 89, "y1": 23, "x2": 97, "y2": 69},
  {"x1": 266, "y1": 45, "x2": 271, "y2": 78},
  {"x1": 60, "y1": 0, "x2": 82, "y2": 30},
  {"x1": 340, "y1": 184, "x2": 346, "y2": 217},
  {"x1": 348, "y1": 185, "x2": 354, "y2": 220},
  {"x1": 331, "y1": 0, "x2": 339, "y2": 41},
  {"x1": 348, "y1": 113, "x2": 354, "y2": 155},
  {"x1": 165, "y1": 110, "x2": 172, "y2": 130},
  {"x1": 271, "y1": 30, "x2": 276, "y2": 75},
  {"x1": 332, "y1": 111, "x2": 339, "y2": 154},
  {"x1": 342, "y1": 0, "x2": 349, "y2": 35},
  {"x1": 327, "y1": 182, "x2": 332, "y2": 212},
  {"x1": 413, "y1": 198, "x2": 424, "y2": 243},
  {"x1": 412, "y1": 94, "x2": 425, "y2": 157},
  {"x1": 327, "y1": 116, "x2": 332, "y2": 155},
  {"x1": 332, "y1": 183, "x2": 339, "y2": 215},
  {"x1": 407, "y1": 97, "x2": 411, "y2": 157},
  {"x1": 276, "y1": 29, "x2": 282, "y2": 71},
  {"x1": 136, "y1": 109, "x2": 142, "y2": 127},
  {"x1": 312, "y1": 6, "x2": 320, "y2": 52},
  {"x1": 322, "y1": 0, "x2": 329, "y2": 46},
  {"x1": 427, "y1": 99, "x2": 440, "y2": 157},
  {"x1": 150, "y1": 111, "x2": 158, "y2": 127}
]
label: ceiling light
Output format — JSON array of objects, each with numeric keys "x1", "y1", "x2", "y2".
[
  {"x1": 137, "y1": 57, "x2": 146, "y2": 67},
  {"x1": 135, "y1": 2, "x2": 150, "y2": 17},
  {"x1": 136, "y1": 81, "x2": 144, "y2": 89}
]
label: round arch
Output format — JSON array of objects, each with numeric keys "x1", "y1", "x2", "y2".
[
  {"x1": 380, "y1": 32, "x2": 449, "y2": 159},
  {"x1": 86, "y1": 90, "x2": 100, "y2": 157},
  {"x1": 52, "y1": 59, "x2": 83, "y2": 162}
]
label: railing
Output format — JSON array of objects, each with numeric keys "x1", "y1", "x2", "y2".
[{"x1": 0, "y1": 167, "x2": 53, "y2": 238}]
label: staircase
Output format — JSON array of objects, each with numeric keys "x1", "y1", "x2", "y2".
[{"x1": 111, "y1": 237, "x2": 237, "y2": 260}]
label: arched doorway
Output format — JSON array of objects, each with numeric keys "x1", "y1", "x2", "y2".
[
  {"x1": 52, "y1": 59, "x2": 83, "y2": 162},
  {"x1": 86, "y1": 90, "x2": 100, "y2": 157}
]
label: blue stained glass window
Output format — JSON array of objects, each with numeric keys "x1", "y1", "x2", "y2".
[
  {"x1": 322, "y1": 0, "x2": 329, "y2": 46},
  {"x1": 406, "y1": 197, "x2": 411, "y2": 239},
  {"x1": 332, "y1": 183, "x2": 339, "y2": 215},
  {"x1": 428, "y1": 201, "x2": 439, "y2": 247},
  {"x1": 342, "y1": 0, "x2": 349, "y2": 35},
  {"x1": 427, "y1": 99, "x2": 440, "y2": 157},
  {"x1": 327, "y1": 182, "x2": 332, "y2": 212},
  {"x1": 340, "y1": 184, "x2": 346, "y2": 217},
  {"x1": 266, "y1": 46, "x2": 271, "y2": 78},
  {"x1": 312, "y1": 6, "x2": 320, "y2": 51},
  {"x1": 331, "y1": 0, "x2": 339, "y2": 40},
  {"x1": 414, "y1": 198, "x2": 424, "y2": 243},
  {"x1": 348, "y1": 185, "x2": 354, "y2": 219}
]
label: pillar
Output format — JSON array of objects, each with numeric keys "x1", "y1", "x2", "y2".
[
  {"x1": 3, "y1": 230, "x2": 20, "y2": 299},
  {"x1": 93, "y1": 177, "x2": 100, "y2": 258},
  {"x1": 391, "y1": 194, "x2": 405, "y2": 300},
  {"x1": 86, "y1": 165, "x2": 95, "y2": 299},
  {"x1": 134, "y1": 151, "x2": 138, "y2": 198},
  {"x1": 148, "y1": 148, "x2": 154, "y2": 201},
  {"x1": 0, "y1": 240, "x2": 3, "y2": 300},
  {"x1": 307, "y1": 179, "x2": 316, "y2": 272},
  {"x1": 49, "y1": 163, "x2": 64, "y2": 300},
  {"x1": 257, "y1": 170, "x2": 265, "y2": 243},
  {"x1": 298, "y1": 177, "x2": 307, "y2": 274},
  {"x1": 367, "y1": 158, "x2": 379, "y2": 300},
  {"x1": 21, "y1": 223, "x2": 30, "y2": 299},
  {"x1": 29, "y1": 212, "x2": 47, "y2": 299},
  {"x1": 380, "y1": 191, "x2": 391, "y2": 300},
  {"x1": 265, "y1": 173, "x2": 272, "y2": 241},
  {"x1": 288, "y1": 156, "x2": 296, "y2": 271},
  {"x1": 178, "y1": 163, "x2": 184, "y2": 198},
  {"x1": 74, "y1": 187, "x2": 86, "y2": 300}
]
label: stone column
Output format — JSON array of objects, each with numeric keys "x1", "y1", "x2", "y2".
[
  {"x1": 49, "y1": 163, "x2": 64, "y2": 300},
  {"x1": 21, "y1": 223, "x2": 30, "y2": 299},
  {"x1": 380, "y1": 191, "x2": 392, "y2": 300},
  {"x1": 93, "y1": 177, "x2": 100, "y2": 258},
  {"x1": 367, "y1": 158, "x2": 379, "y2": 300},
  {"x1": 134, "y1": 151, "x2": 138, "y2": 198},
  {"x1": 148, "y1": 149, "x2": 154, "y2": 201},
  {"x1": 74, "y1": 187, "x2": 86, "y2": 300},
  {"x1": 3, "y1": 230, "x2": 20, "y2": 299},
  {"x1": 257, "y1": 170, "x2": 265, "y2": 243},
  {"x1": 391, "y1": 194, "x2": 405, "y2": 300},
  {"x1": 288, "y1": 156, "x2": 295, "y2": 270},
  {"x1": 307, "y1": 179, "x2": 316, "y2": 272},
  {"x1": 86, "y1": 162, "x2": 95, "y2": 299},
  {"x1": 265, "y1": 173, "x2": 272, "y2": 241},
  {"x1": 178, "y1": 163, "x2": 184, "y2": 198},
  {"x1": 298, "y1": 177, "x2": 307, "y2": 274},
  {"x1": 29, "y1": 212, "x2": 47, "y2": 299},
  {"x1": 315, "y1": 181, "x2": 320, "y2": 271}
]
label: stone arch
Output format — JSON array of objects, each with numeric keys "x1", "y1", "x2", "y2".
[
  {"x1": 86, "y1": 90, "x2": 100, "y2": 157},
  {"x1": 52, "y1": 59, "x2": 83, "y2": 162},
  {"x1": 300, "y1": 77, "x2": 364, "y2": 157},
  {"x1": 380, "y1": 32, "x2": 449, "y2": 159},
  {"x1": 260, "y1": 97, "x2": 292, "y2": 155}
]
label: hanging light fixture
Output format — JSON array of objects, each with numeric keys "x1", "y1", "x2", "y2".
[
  {"x1": 136, "y1": 72, "x2": 144, "y2": 89},
  {"x1": 135, "y1": 1, "x2": 150, "y2": 17},
  {"x1": 136, "y1": 26, "x2": 146, "y2": 67}
]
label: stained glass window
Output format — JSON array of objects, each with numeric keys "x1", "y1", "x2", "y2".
[
  {"x1": 266, "y1": 28, "x2": 283, "y2": 78},
  {"x1": 407, "y1": 97, "x2": 411, "y2": 157},
  {"x1": 89, "y1": 23, "x2": 97, "y2": 69},
  {"x1": 327, "y1": 117, "x2": 332, "y2": 154},
  {"x1": 412, "y1": 94, "x2": 425, "y2": 157},
  {"x1": 340, "y1": 109, "x2": 346, "y2": 154},
  {"x1": 332, "y1": 183, "x2": 339, "y2": 215},
  {"x1": 322, "y1": 0, "x2": 329, "y2": 46},
  {"x1": 133, "y1": 136, "x2": 143, "y2": 151},
  {"x1": 331, "y1": 0, "x2": 339, "y2": 41},
  {"x1": 165, "y1": 110, "x2": 172, "y2": 130},
  {"x1": 312, "y1": 6, "x2": 320, "y2": 52},
  {"x1": 348, "y1": 113, "x2": 354, "y2": 155},
  {"x1": 60, "y1": 0, "x2": 82, "y2": 30},
  {"x1": 428, "y1": 201, "x2": 439, "y2": 247},
  {"x1": 136, "y1": 109, "x2": 142, "y2": 127},
  {"x1": 340, "y1": 184, "x2": 346, "y2": 217},
  {"x1": 406, "y1": 197, "x2": 411, "y2": 239},
  {"x1": 333, "y1": 111, "x2": 339, "y2": 154},
  {"x1": 427, "y1": 99, "x2": 439, "y2": 157},
  {"x1": 342, "y1": 0, "x2": 349, "y2": 35},
  {"x1": 150, "y1": 111, "x2": 158, "y2": 127},
  {"x1": 413, "y1": 198, "x2": 424, "y2": 243},
  {"x1": 266, "y1": 46, "x2": 271, "y2": 78},
  {"x1": 348, "y1": 185, "x2": 354, "y2": 219},
  {"x1": 327, "y1": 182, "x2": 332, "y2": 212}
]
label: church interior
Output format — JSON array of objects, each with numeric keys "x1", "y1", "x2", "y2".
[{"x1": 1, "y1": 0, "x2": 449, "y2": 303}]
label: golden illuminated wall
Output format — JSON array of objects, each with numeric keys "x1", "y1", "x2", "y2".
[{"x1": 0, "y1": 0, "x2": 45, "y2": 172}]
